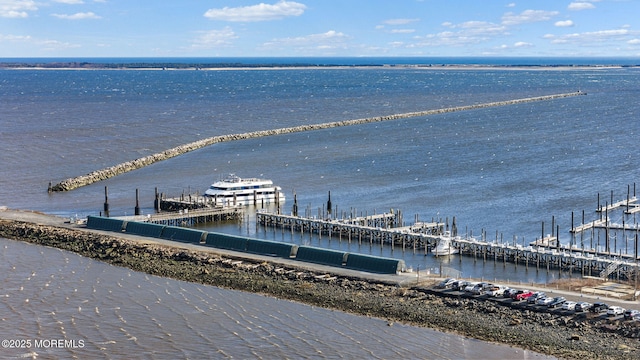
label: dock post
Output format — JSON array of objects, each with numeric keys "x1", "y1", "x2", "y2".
[
  {"x1": 103, "y1": 186, "x2": 110, "y2": 217},
  {"x1": 135, "y1": 188, "x2": 141, "y2": 216},
  {"x1": 154, "y1": 187, "x2": 160, "y2": 212}
]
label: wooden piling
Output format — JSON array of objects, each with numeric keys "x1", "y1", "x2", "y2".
[{"x1": 103, "y1": 186, "x2": 110, "y2": 218}]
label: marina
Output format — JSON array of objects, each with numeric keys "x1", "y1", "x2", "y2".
[
  {"x1": 256, "y1": 185, "x2": 640, "y2": 281},
  {"x1": 99, "y1": 181, "x2": 640, "y2": 282}
]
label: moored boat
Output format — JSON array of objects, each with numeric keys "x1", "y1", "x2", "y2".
[{"x1": 433, "y1": 231, "x2": 459, "y2": 256}]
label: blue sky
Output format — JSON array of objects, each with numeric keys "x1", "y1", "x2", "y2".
[{"x1": 1, "y1": 0, "x2": 639, "y2": 58}]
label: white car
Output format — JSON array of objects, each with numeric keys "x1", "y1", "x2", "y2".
[
  {"x1": 485, "y1": 285, "x2": 507, "y2": 297},
  {"x1": 464, "y1": 282, "x2": 480, "y2": 293},
  {"x1": 607, "y1": 306, "x2": 625, "y2": 316},
  {"x1": 537, "y1": 297, "x2": 553, "y2": 306},
  {"x1": 562, "y1": 301, "x2": 577, "y2": 311},
  {"x1": 471, "y1": 282, "x2": 492, "y2": 295},
  {"x1": 575, "y1": 302, "x2": 592, "y2": 312}
]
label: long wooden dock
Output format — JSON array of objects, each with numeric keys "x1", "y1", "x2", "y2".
[
  {"x1": 117, "y1": 206, "x2": 243, "y2": 226},
  {"x1": 257, "y1": 211, "x2": 446, "y2": 251},
  {"x1": 258, "y1": 210, "x2": 640, "y2": 280},
  {"x1": 596, "y1": 196, "x2": 637, "y2": 213}
]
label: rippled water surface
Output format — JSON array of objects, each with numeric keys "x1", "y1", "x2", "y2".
[{"x1": 0, "y1": 238, "x2": 554, "y2": 359}]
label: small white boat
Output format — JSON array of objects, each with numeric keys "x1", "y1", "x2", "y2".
[
  {"x1": 434, "y1": 231, "x2": 459, "y2": 256},
  {"x1": 204, "y1": 174, "x2": 285, "y2": 206}
]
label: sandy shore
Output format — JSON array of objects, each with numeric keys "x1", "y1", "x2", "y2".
[{"x1": 1, "y1": 209, "x2": 639, "y2": 360}]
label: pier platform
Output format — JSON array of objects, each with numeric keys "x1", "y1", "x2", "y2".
[{"x1": 117, "y1": 206, "x2": 243, "y2": 226}]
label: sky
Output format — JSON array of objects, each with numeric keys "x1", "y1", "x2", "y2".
[{"x1": 1, "y1": 0, "x2": 640, "y2": 58}]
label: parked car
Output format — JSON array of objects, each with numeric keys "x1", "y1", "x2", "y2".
[
  {"x1": 575, "y1": 302, "x2": 592, "y2": 312},
  {"x1": 607, "y1": 306, "x2": 625, "y2": 316},
  {"x1": 503, "y1": 288, "x2": 517, "y2": 298},
  {"x1": 485, "y1": 285, "x2": 508, "y2": 297},
  {"x1": 547, "y1": 297, "x2": 566, "y2": 308},
  {"x1": 471, "y1": 282, "x2": 492, "y2": 295},
  {"x1": 590, "y1": 302, "x2": 609, "y2": 313},
  {"x1": 510, "y1": 289, "x2": 530, "y2": 300},
  {"x1": 515, "y1": 291, "x2": 535, "y2": 301},
  {"x1": 537, "y1": 297, "x2": 553, "y2": 306},
  {"x1": 436, "y1": 278, "x2": 457, "y2": 289},
  {"x1": 527, "y1": 292, "x2": 546, "y2": 304},
  {"x1": 562, "y1": 301, "x2": 577, "y2": 311},
  {"x1": 451, "y1": 280, "x2": 469, "y2": 291},
  {"x1": 623, "y1": 309, "x2": 639, "y2": 319},
  {"x1": 464, "y1": 282, "x2": 481, "y2": 293}
]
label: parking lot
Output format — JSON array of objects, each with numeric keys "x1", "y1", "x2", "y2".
[{"x1": 428, "y1": 279, "x2": 640, "y2": 322}]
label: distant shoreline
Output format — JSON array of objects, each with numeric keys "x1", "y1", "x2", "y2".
[{"x1": 0, "y1": 61, "x2": 636, "y2": 71}]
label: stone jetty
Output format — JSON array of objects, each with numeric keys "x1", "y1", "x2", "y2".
[{"x1": 50, "y1": 91, "x2": 585, "y2": 192}]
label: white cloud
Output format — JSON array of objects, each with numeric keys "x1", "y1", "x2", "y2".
[
  {"x1": 568, "y1": 2, "x2": 595, "y2": 11},
  {"x1": 191, "y1": 27, "x2": 238, "y2": 49},
  {"x1": 555, "y1": 20, "x2": 574, "y2": 27},
  {"x1": 262, "y1": 30, "x2": 349, "y2": 52},
  {"x1": 501, "y1": 9, "x2": 559, "y2": 26},
  {"x1": 390, "y1": 29, "x2": 415, "y2": 34},
  {"x1": 51, "y1": 12, "x2": 101, "y2": 20},
  {"x1": 507, "y1": 3, "x2": 516, "y2": 8},
  {"x1": 383, "y1": 18, "x2": 419, "y2": 26},
  {"x1": 550, "y1": 28, "x2": 632, "y2": 45},
  {"x1": 53, "y1": 0, "x2": 84, "y2": 4},
  {"x1": 412, "y1": 20, "x2": 509, "y2": 48},
  {"x1": 514, "y1": 41, "x2": 533, "y2": 47},
  {"x1": 0, "y1": 33, "x2": 32, "y2": 41},
  {"x1": 39, "y1": 39, "x2": 81, "y2": 51},
  {"x1": 628, "y1": 39, "x2": 640, "y2": 45},
  {"x1": 204, "y1": 1, "x2": 306, "y2": 22},
  {"x1": 0, "y1": 30, "x2": 81, "y2": 52},
  {"x1": 0, "y1": 0, "x2": 38, "y2": 18}
]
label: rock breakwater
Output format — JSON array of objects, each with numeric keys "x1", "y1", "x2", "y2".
[
  {"x1": 1, "y1": 216, "x2": 638, "y2": 360},
  {"x1": 50, "y1": 91, "x2": 585, "y2": 192}
]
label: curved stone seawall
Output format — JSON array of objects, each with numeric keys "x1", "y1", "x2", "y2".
[
  {"x1": 51, "y1": 91, "x2": 585, "y2": 192},
  {"x1": 0, "y1": 217, "x2": 638, "y2": 360}
]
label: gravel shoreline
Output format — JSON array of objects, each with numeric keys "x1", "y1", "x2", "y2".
[{"x1": 1, "y1": 218, "x2": 639, "y2": 360}]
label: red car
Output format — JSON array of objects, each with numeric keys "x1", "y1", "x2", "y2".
[{"x1": 514, "y1": 290, "x2": 534, "y2": 301}]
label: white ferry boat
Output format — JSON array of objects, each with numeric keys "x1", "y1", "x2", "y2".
[{"x1": 204, "y1": 174, "x2": 285, "y2": 206}]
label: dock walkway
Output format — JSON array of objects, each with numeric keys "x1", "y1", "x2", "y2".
[
  {"x1": 258, "y1": 211, "x2": 640, "y2": 280},
  {"x1": 116, "y1": 206, "x2": 243, "y2": 226}
]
